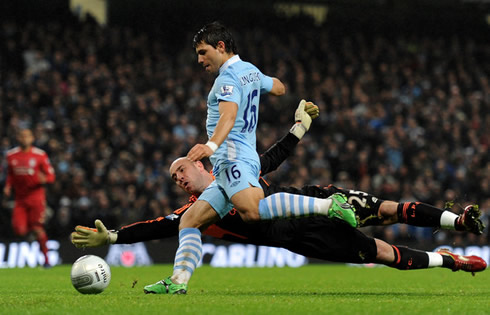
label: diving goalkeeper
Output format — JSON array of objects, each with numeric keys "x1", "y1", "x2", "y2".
[{"x1": 72, "y1": 100, "x2": 486, "y2": 294}]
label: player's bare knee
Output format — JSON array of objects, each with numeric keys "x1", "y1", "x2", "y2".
[
  {"x1": 179, "y1": 200, "x2": 219, "y2": 231},
  {"x1": 378, "y1": 201, "x2": 398, "y2": 223},
  {"x1": 179, "y1": 211, "x2": 202, "y2": 230}
]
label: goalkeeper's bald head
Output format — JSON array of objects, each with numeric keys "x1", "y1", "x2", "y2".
[{"x1": 169, "y1": 157, "x2": 214, "y2": 195}]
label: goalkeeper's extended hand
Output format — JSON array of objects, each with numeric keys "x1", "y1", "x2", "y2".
[
  {"x1": 71, "y1": 219, "x2": 117, "y2": 248},
  {"x1": 290, "y1": 99, "x2": 319, "y2": 139}
]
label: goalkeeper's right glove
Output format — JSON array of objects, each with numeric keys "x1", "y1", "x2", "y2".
[
  {"x1": 290, "y1": 99, "x2": 319, "y2": 139},
  {"x1": 71, "y1": 219, "x2": 117, "y2": 248}
]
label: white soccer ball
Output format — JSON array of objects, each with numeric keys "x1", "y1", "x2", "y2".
[{"x1": 71, "y1": 255, "x2": 111, "y2": 294}]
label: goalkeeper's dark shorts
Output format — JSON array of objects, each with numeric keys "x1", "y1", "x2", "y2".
[{"x1": 266, "y1": 216, "x2": 378, "y2": 264}]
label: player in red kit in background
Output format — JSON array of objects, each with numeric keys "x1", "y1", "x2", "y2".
[{"x1": 3, "y1": 129, "x2": 55, "y2": 267}]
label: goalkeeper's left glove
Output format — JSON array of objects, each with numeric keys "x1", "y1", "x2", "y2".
[
  {"x1": 290, "y1": 99, "x2": 319, "y2": 139},
  {"x1": 71, "y1": 219, "x2": 117, "y2": 248}
]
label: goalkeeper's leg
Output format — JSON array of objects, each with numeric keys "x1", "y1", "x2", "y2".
[
  {"x1": 330, "y1": 186, "x2": 484, "y2": 234},
  {"x1": 385, "y1": 201, "x2": 484, "y2": 234},
  {"x1": 375, "y1": 239, "x2": 486, "y2": 273}
]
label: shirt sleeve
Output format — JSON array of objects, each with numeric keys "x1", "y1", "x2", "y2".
[
  {"x1": 260, "y1": 74, "x2": 273, "y2": 94},
  {"x1": 215, "y1": 74, "x2": 242, "y2": 106},
  {"x1": 116, "y1": 216, "x2": 180, "y2": 244},
  {"x1": 259, "y1": 132, "x2": 299, "y2": 176},
  {"x1": 115, "y1": 200, "x2": 195, "y2": 244},
  {"x1": 41, "y1": 153, "x2": 56, "y2": 183}
]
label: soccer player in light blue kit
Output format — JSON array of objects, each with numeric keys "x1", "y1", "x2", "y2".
[{"x1": 144, "y1": 22, "x2": 357, "y2": 295}]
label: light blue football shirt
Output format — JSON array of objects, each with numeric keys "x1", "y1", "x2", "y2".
[{"x1": 206, "y1": 55, "x2": 273, "y2": 175}]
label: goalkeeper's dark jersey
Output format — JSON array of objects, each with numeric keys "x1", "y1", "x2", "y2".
[{"x1": 115, "y1": 133, "x2": 378, "y2": 264}]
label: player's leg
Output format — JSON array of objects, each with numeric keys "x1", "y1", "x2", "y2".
[
  {"x1": 291, "y1": 218, "x2": 485, "y2": 273},
  {"x1": 144, "y1": 200, "x2": 218, "y2": 294},
  {"x1": 381, "y1": 201, "x2": 484, "y2": 234},
  {"x1": 11, "y1": 201, "x2": 28, "y2": 236},
  {"x1": 370, "y1": 200, "x2": 448, "y2": 227},
  {"x1": 222, "y1": 162, "x2": 357, "y2": 227},
  {"x1": 235, "y1": 184, "x2": 366, "y2": 225},
  {"x1": 32, "y1": 225, "x2": 49, "y2": 265},
  {"x1": 242, "y1": 190, "x2": 357, "y2": 226},
  {"x1": 28, "y1": 200, "x2": 50, "y2": 267},
  {"x1": 285, "y1": 216, "x2": 379, "y2": 264},
  {"x1": 144, "y1": 182, "x2": 228, "y2": 295},
  {"x1": 230, "y1": 185, "x2": 263, "y2": 221},
  {"x1": 173, "y1": 200, "x2": 218, "y2": 283},
  {"x1": 331, "y1": 185, "x2": 484, "y2": 233},
  {"x1": 374, "y1": 239, "x2": 486, "y2": 273}
]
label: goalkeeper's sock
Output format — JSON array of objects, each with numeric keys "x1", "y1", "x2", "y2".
[
  {"x1": 390, "y1": 245, "x2": 447, "y2": 270},
  {"x1": 397, "y1": 202, "x2": 458, "y2": 228},
  {"x1": 258, "y1": 192, "x2": 332, "y2": 219},
  {"x1": 171, "y1": 228, "x2": 202, "y2": 285}
]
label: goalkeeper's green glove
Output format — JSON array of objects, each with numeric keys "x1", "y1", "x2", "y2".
[
  {"x1": 71, "y1": 219, "x2": 117, "y2": 248},
  {"x1": 289, "y1": 99, "x2": 319, "y2": 139}
]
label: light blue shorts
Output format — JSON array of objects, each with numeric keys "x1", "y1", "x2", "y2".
[
  {"x1": 198, "y1": 160, "x2": 261, "y2": 218},
  {"x1": 198, "y1": 181, "x2": 233, "y2": 218}
]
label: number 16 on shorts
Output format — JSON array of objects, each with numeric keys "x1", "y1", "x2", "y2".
[
  {"x1": 225, "y1": 165, "x2": 241, "y2": 186},
  {"x1": 216, "y1": 161, "x2": 261, "y2": 198}
]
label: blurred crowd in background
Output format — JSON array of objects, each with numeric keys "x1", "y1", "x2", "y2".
[{"x1": 1, "y1": 13, "x2": 489, "y2": 249}]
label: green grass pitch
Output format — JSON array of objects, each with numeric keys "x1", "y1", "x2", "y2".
[{"x1": 0, "y1": 264, "x2": 488, "y2": 314}]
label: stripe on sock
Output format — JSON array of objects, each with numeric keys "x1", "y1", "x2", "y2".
[
  {"x1": 278, "y1": 193, "x2": 290, "y2": 217},
  {"x1": 259, "y1": 193, "x2": 325, "y2": 219},
  {"x1": 309, "y1": 195, "x2": 315, "y2": 215},
  {"x1": 258, "y1": 199, "x2": 271, "y2": 219},
  {"x1": 173, "y1": 228, "x2": 202, "y2": 277}
]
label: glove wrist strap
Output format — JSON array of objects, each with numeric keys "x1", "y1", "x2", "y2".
[
  {"x1": 107, "y1": 231, "x2": 118, "y2": 245},
  {"x1": 290, "y1": 123, "x2": 307, "y2": 139}
]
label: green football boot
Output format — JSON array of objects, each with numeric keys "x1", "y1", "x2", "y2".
[
  {"x1": 144, "y1": 277, "x2": 187, "y2": 294},
  {"x1": 327, "y1": 193, "x2": 358, "y2": 228}
]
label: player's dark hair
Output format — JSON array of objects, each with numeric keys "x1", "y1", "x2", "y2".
[{"x1": 192, "y1": 21, "x2": 238, "y2": 54}]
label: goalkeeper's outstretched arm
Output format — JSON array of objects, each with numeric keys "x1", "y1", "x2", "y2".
[
  {"x1": 71, "y1": 216, "x2": 181, "y2": 248},
  {"x1": 260, "y1": 99, "x2": 319, "y2": 175}
]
